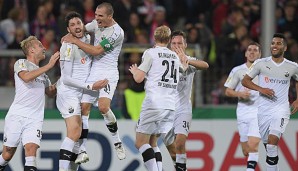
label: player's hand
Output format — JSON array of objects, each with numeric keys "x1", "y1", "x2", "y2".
[
  {"x1": 238, "y1": 90, "x2": 250, "y2": 100},
  {"x1": 61, "y1": 33, "x2": 76, "y2": 44},
  {"x1": 129, "y1": 64, "x2": 138, "y2": 75},
  {"x1": 291, "y1": 99, "x2": 298, "y2": 114},
  {"x1": 92, "y1": 79, "x2": 109, "y2": 90},
  {"x1": 259, "y1": 88, "x2": 276, "y2": 100},
  {"x1": 173, "y1": 46, "x2": 187, "y2": 62},
  {"x1": 48, "y1": 51, "x2": 60, "y2": 68}
]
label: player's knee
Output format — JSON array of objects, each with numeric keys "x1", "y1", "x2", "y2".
[
  {"x1": 242, "y1": 149, "x2": 249, "y2": 156},
  {"x1": 99, "y1": 105, "x2": 109, "y2": 114},
  {"x1": 248, "y1": 141, "x2": 259, "y2": 152},
  {"x1": 24, "y1": 144, "x2": 38, "y2": 156}
]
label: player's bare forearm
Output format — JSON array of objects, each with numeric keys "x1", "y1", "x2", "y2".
[
  {"x1": 19, "y1": 63, "x2": 55, "y2": 83},
  {"x1": 73, "y1": 39, "x2": 104, "y2": 56},
  {"x1": 189, "y1": 59, "x2": 209, "y2": 70},
  {"x1": 242, "y1": 75, "x2": 260, "y2": 92},
  {"x1": 19, "y1": 52, "x2": 59, "y2": 83},
  {"x1": 225, "y1": 88, "x2": 238, "y2": 98}
]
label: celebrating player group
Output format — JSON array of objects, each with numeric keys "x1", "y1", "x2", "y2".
[{"x1": 1, "y1": 1, "x2": 297, "y2": 171}]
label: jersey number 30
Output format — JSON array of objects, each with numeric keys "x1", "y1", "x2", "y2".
[{"x1": 161, "y1": 60, "x2": 177, "y2": 83}]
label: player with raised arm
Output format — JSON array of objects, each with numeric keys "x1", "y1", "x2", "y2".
[
  {"x1": 0, "y1": 36, "x2": 59, "y2": 171},
  {"x1": 57, "y1": 12, "x2": 108, "y2": 171},
  {"x1": 62, "y1": 2, "x2": 126, "y2": 162},
  {"x1": 224, "y1": 42, "x2": 262, "y2": 171},
  {"x1": 160, "y1": 30, "x2": 209, "y2": 171},
  {"x1": 129, "y1": 26, "x2": 188, "y2": 171},
  {"x1": 242, "y1": 33, "x2": 298, "y2": 171}
]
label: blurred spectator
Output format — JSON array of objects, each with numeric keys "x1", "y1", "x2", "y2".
[
  {"x1": 232, "y1": 35, "x2": 253, "y2": 67},
  {"x1": 125, "y1": 12, "x2": 146, "y2": 43},
  {"x1": 185, "y1": 13, "x2": 213, "y2": 59},
  {"x1": 40, "y1": 28, "x2": 59, "y2": 82},
  {"x1": 137, "y1": 0, "x2": 157, "y2": 27},
  {"x1": 211, "y1": 74, "x2": 237, "y2": 104},
  {"x1": 286, "y1": 40, "x2": 298, "y2": 62},
  {"x1": 82, "y1": 0, "x2": 95, "y2": 23},
  {"x1": 30, "y1": 5, "x2": 57, "y2": 40},
  {"x1": 221, "y1": 7, "x2": 246, "y2": 36},
  {"x1": 122, "y1": 79, "x2": 145, "y2": 120},
  {"x1": 0, "y1": 7, "x2": 18, "y2": 46},
  {"x1": 135, "y1": 30, "x2": 150, "y2": 44},
  {"x1": 113, "y1": 0, "x2": 137, "y2": 32},
  {"x1": 149, "y1": 6, "x2": 168, "y2": 44},
  {"x1": 279, "y1": 1, "x2": 298, "y2": 41},
  {"x1": 124, "y1": 52, "x2": 142, "y2": 77},
  {"x1": 212, "y1": 0, "x2": 229, "y2": 36}
]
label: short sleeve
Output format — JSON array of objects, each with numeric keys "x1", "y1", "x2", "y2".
[
  {"x1": 138, "y1": 51, "x2": 153, "y2": 73},
  {"x1": 60, "y1": 43, "x2": 73, "y2": 62},
  {"x1": 85, "y1": 19, "x2": 97, "y2": 33},
  {"x1": 14, "y1": 59, "x2": 28, "y2": 74}
]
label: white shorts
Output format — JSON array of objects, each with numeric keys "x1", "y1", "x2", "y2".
[
  {"x1": 173, "y1": 112, "x2": 192, "y2": 136},
  {"x1": 237, "y1": 117, "x2": 261, "y2": 142},
  {"x1": 81, "y1": 80, "x2": 118, "y2": 103},
  {"x1": 258, "y1": 114, "x2": 289, "y2": 144},
  {"x1": 3, "y1": 115, "x2": 43, "y2": 147},
  {"x1": 56, "y1": 93, "x2": 82, "y2": 118},
  {"x1": 136, "y1": 109, "x2": 174, "y2": 135}
]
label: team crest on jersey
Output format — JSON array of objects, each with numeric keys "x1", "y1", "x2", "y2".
[
  {"x1": 284, "y1": 71, "x2": 289, "y2": 77},
  {"x1": 19, "y1": 62, "x2": 25, "y2": 69},
  {"x1": 3, "y1": 135, "x2": 7, "y2": 142},
  {"x1": 68, "y1": 106, "x2": 74, "y2": 113}
]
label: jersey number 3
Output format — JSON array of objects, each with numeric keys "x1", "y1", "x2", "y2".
[{"x1": 161, "y1": 60, "x2": 177, "y2": 83}]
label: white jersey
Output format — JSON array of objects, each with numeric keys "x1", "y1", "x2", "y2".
[
  {"x1": 139, "y1": 46, "x2": 180, "y2": 110},
  {"x1": 7, "y1": 59, "x2": 51, "y2": 120},
  {"x1": 175, "y1": 56, "x2": 197, "y2": 114},
  {"x1": 224, "y1": 63, "x2": 259, "y2": 120},
  {"x1": 85, "y1": 20, "x2": 124, "y2": 72},
  {"x1": 57, "y1": 35, "x2": 92, "y2": 95},
  {"x1": 247, "y1": 57, "x2": 298, "y2": 117}
]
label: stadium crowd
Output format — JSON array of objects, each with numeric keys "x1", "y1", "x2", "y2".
[{"x1": 0, "y1": 0, "x2": 298, "y2": 105}]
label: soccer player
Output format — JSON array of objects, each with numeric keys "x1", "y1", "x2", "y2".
[
  {"x1": 224, "y1": 42, "x2": 262, "y2": 171},
  {"x1": 0, "y1": 36, "x2": 59, "y2": 170},
  {"x1": 161, "y1": 30, "x2": 209, "y2": 171},
  {"x1": 57, "y1": 12, "x2": 108, "y2": 171},
  {"x1": 242, "y1": 33, "x2": 298, "y2": 171},
  {"x1": 129, "y1": 25, "x2": 187, "y2": 171},
  {"x1": 62, "y1": 2, "x2": 126, "y2": 161}
]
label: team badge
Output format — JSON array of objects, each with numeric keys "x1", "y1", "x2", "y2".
[
  {"x1": 68, "y1": 106, "x2": 74, "y2": 113},
  {"x1": 284, "y1": 71, "x2": 289, "y2": 77}
]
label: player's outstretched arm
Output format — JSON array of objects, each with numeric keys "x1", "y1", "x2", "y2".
[
  {"x1": 19, "y1": 51, "x2": 60, "y2": 83},
  {"x1": 188, "y1": 59, "x2": 209, "y2": 70}
]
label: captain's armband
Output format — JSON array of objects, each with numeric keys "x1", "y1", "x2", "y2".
[{"x1": 100, "y1": 38, "x2": 113, "y2": 51}]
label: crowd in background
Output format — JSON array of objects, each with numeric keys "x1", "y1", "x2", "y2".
[{"x1": 0, "y1": 0, "x2": 298, "y2": 108}]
